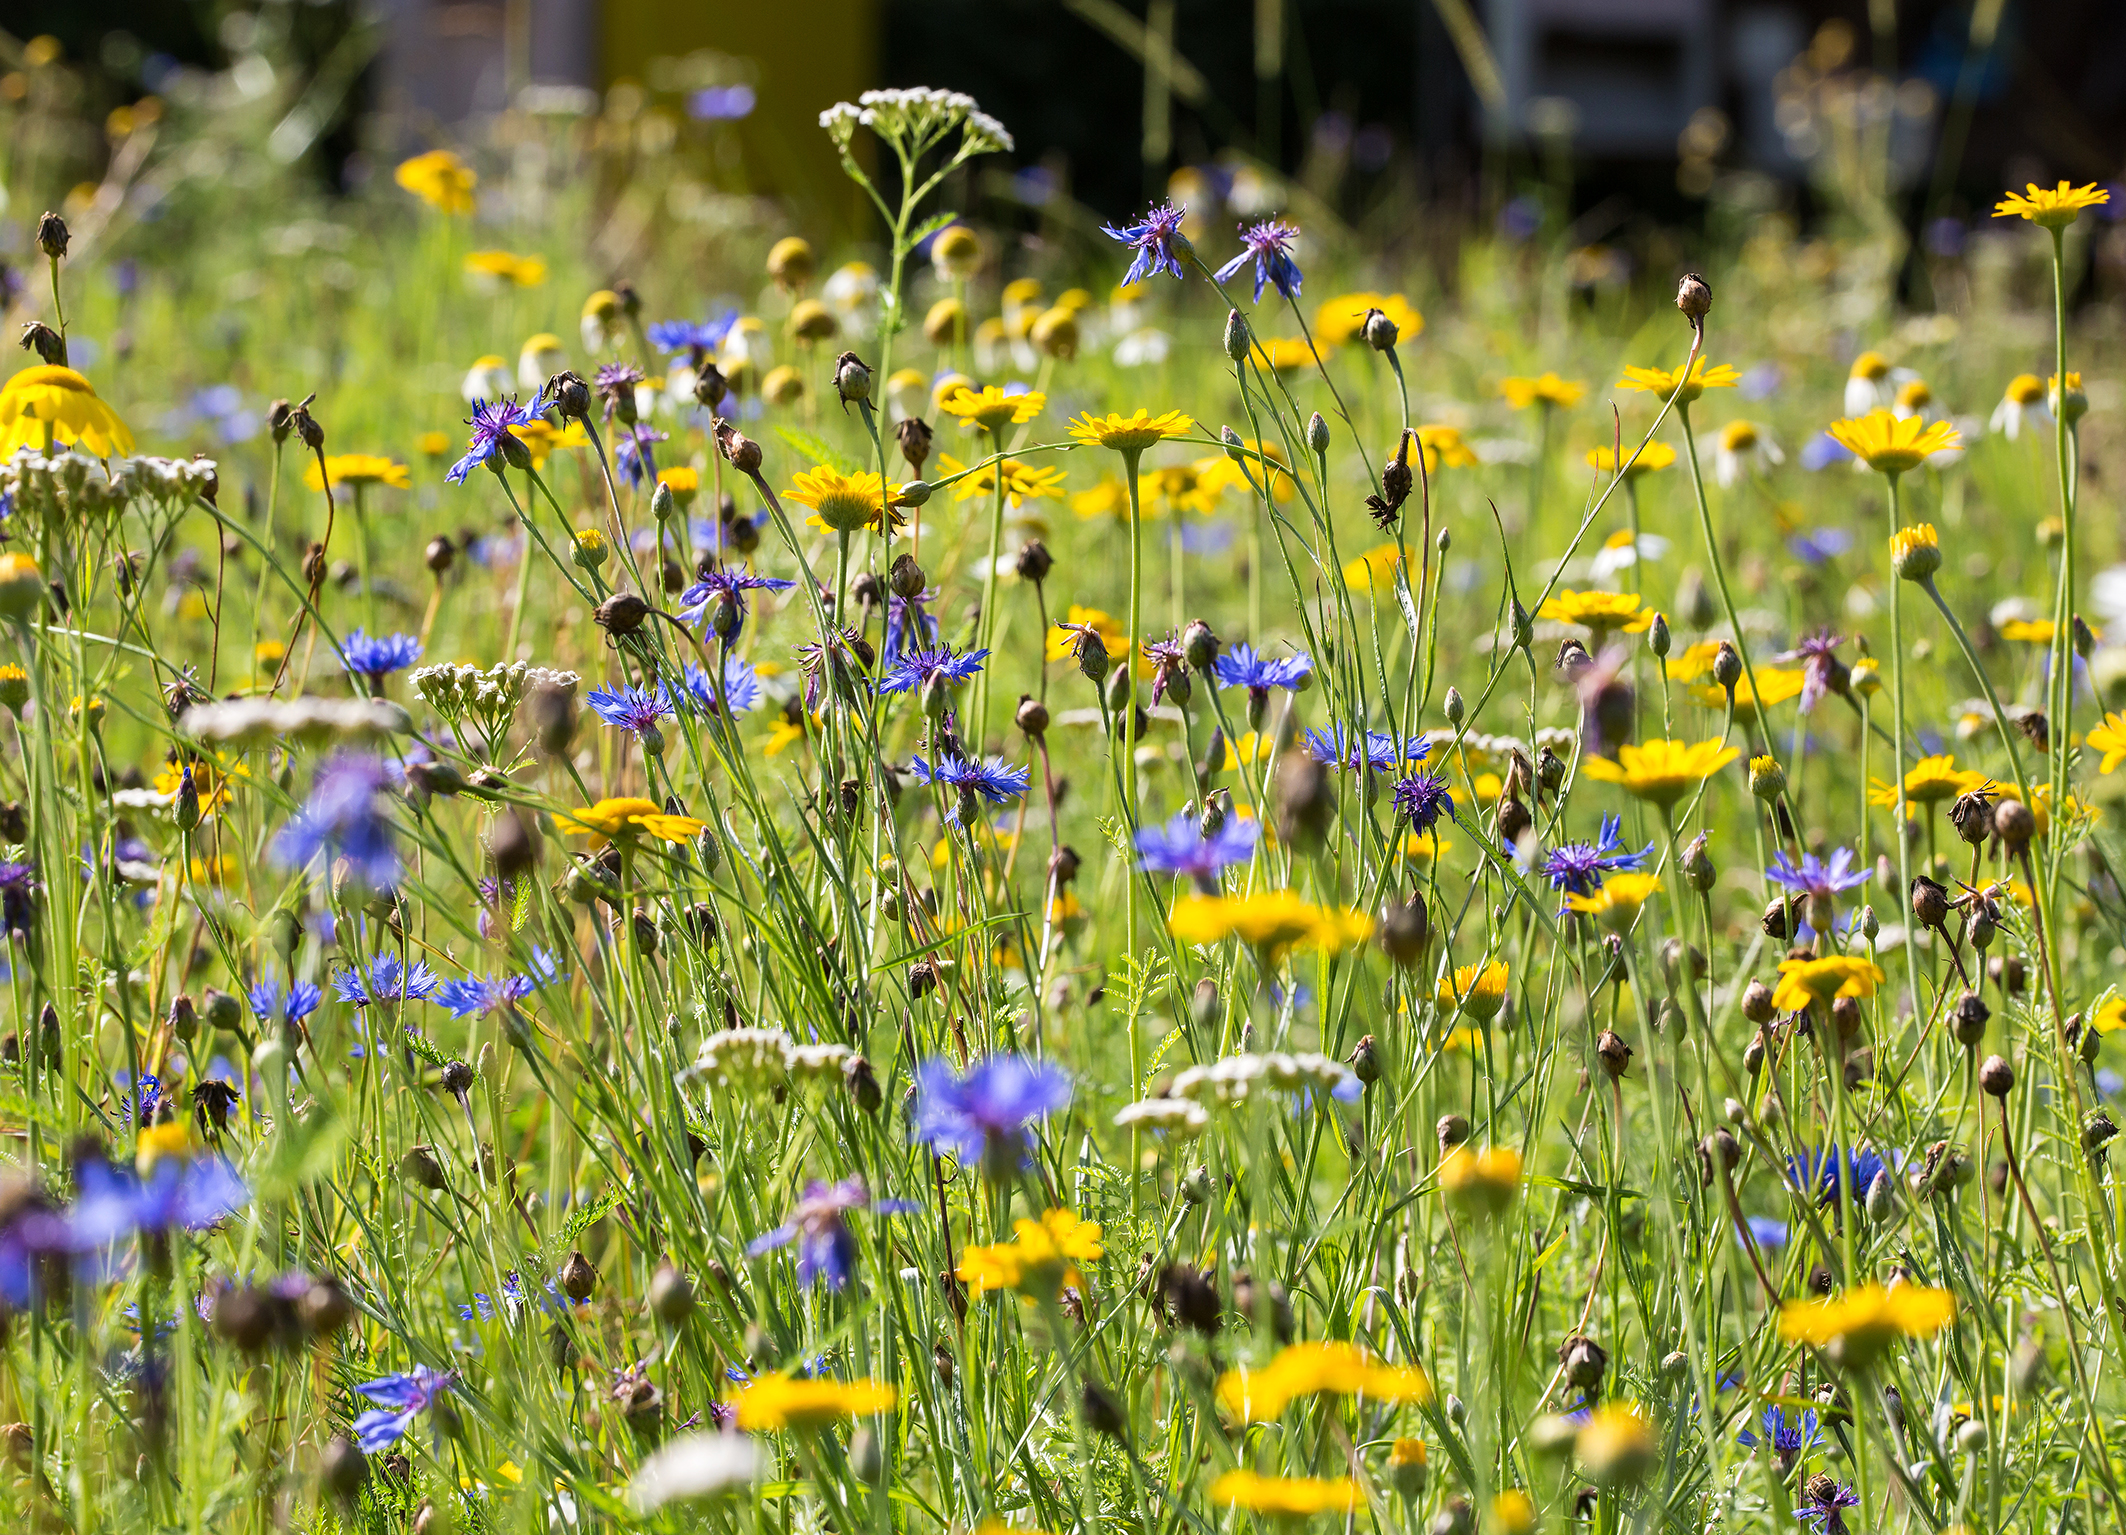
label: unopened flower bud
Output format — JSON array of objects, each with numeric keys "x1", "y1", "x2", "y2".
[
  {"x1": 1347, "y1": 1034, "x2": 1381, "y2": 1086},
  {"x1": 1596, "y1": 1029, "x2": 1632, "y2": 1079},
  {"x1": 1979, "y1": 1054, "x2": 2014, "y2": 1098},
  {"x1": 1182, "y1": 618, "x2": 1220, "y2": 671},
  {"x1": 1992, "y1": 798, "x2": 2036, "y2": 854},
  {"x1": 1675, "y1": 271, "x2": 1712, "y2": 324},
  {"x1": 833, "y1": 350, "x2": 872, "y2": 405},
  {"x1": 559, "y1": 1250, "x2": 598, "y2": 1301},
  {"x1": 1015, "y1": 694, "x2": 1049, "y2": 736},
  {"x1": 1740, "y1": 978, "x2": 1776, "y2": 1024},
  {"x1": 594, "y1": 591, "x2": 650, "y2": 638},
  {"x1": 1648, "y1": 612, "x2": 1670, "y2": 659},
  {"x1": 36, "y1": 211, "x2": 70, "y2": 261},
  {"x1": 1444, "y1": 687, "x2": 1465, "y2": 727},
  {"x1": 1680, "y1": 831, "x2": 1715, "y2": 892},
  {"x1": 1952, "y1": 990, "x2": 1989, "y2": 1046},
  {"x1": 648, "y1": 1260, "x2": 694, "y2": 1325},
  {"x1": 1436, "y1": 1113, "x2": 1469, "y2": 1151},
  {"x1": 1749, "y1": 754, "x2": 1785, "y2": 801},
  {"x1": 1307, "y1": 412, "x2": 1331, "y2": 455},
  {"x1": 1015, "y1": 540, "x2": 1053, "y2": 584},
  {"x1": 1377, "y1": 895, "x2": 1431, "y2": 968},
  {"x1": 1222, "y1": 309, "x2": 1249, "y2": 363},
  {"x1": 1363, "y1": 306, "x2": 1400, "y2": 351},
  {"x1": 1712, "y1": 641, "x2": 1742, "y2": 691}
]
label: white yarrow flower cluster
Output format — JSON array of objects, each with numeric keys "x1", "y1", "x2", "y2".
[
  {"x1": 1170, "y1": 1051, "x2": 1358, "y2": 1108},
  {"x1": 181, "y1": 694, "x2": 411, "y2": 748},
  {"x1": 412, "y1": 661, "x2": 578, "y2": 733},
  {"x1": 819, "y1": 87, "x2": 1011, "y2": 159},
  {"x1": 1112, "y1": 1097, "x2": 1210, "y2": 1137},
  {"x1": 694, "y1": 1027, "x2": 796, "y2": 1095},
  {"x1": 788, "y1": 1041, "x2": 855, "y2": 1082},
  {"x1": 1, "y1": 447, "x2": 211, "y2": 518}
]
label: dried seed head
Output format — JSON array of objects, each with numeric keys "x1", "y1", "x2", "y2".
[
  {"x1": 1675, "y1": 271, "x2": 1712, "y2": 323},
  {"x1": 1595, "y1": 1029, "x2": 1632, "y2": 1079},
  {"x1": 1363, "y1": 306, "x2": 1400, "y2": 351},
  {"x1": 1436, "y1": 1113, "x2": 1470, "y2": 1151},
  {"x1": 1377, "y1": 895, "x2": 1431, "y2": 968},
  {"x1": 1978, "y1": 1053, "x2": 2014, "y2": 1098},
  {"x1": 1992, "y1": 797, "x2": 2036, "y2": 853},
  {"x1": 1952, "y1": 989, "x2": 1989, "y2": 1047},
  {"x1": 1712, "y1": 640, "x2": 1742, "y2": 691},
  {"x1": 1740, "y1": 978, "x2": 1776, "y2": 1024}
]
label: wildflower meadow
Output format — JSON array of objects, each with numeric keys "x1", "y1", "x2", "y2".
[{"x1": 4, "y1": 24, "x2": 2126, "y2": 1535}]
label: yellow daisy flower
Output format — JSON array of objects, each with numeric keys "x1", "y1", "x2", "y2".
[
  {"x1": 938, "y1": 384, "x2": 1045, "y2": 432},
  {"x1": 784, "y1": 465, "x2": 907, "y2": 534},
  {"x1": 303, "y1": 454, "x2": 411, "y2": 491},
  {"x1": 1197, "y1": 441, "x2": 1295, "y2": 501},
  {"x1": 1827, "y1": 410, "x2": 1961, "y2": 474},
  {"x1": 1046, "y1": 605, "x2": 1122, "y2": 661},
  {"x1": 1216, "y1": 1341, "x2": 1432, "y2": 1423},
  {"x1": 1067, "y1": 408, "x2": 1194, "y2": 453},
  {"x1": 1439, "y1": 1145, "x2": 1521, "y2": 1210},
  {"x1": 937, "y1": 453, "x2": 1067, "y2": 504},
  {"x1": 1209, "y1": 1471, "x2": 1359, "y2": 1518},
  {"x1": 729, "y1": 1373, "x2": 897, "y2": 1431},
  {"x1": 2088, "y1": 712, "x2": 2126, "y2": 774},
  {"x1": 417, "y1": 430, "x2": 453, "y2": 458},
  {"x1": 560, "y1": 797, "x2": 706, "y2": 847},
  {"x1": 1436, "y1": 959, "x2": 1509, "y2": 1021},
  {"x1": 956, "y1": 1208, "x2": 1104, "y2": 1300},
  {"x1": 507, "y1": 419, "x2": 590, "y2": 470},
  {"x1": 394, "y1": 148, "x2": 477, "y2": 214},
  {"x1": 1993, "y1": 180, "x2": 2111, "y2": 229},
  {"x1": 1250, "y1": 336, "x2": 1317, "y2": 372},
  {"x1": 1343, "y1": 543, "x2": 1403, "y2": 591},
  {"x1": 1770, "y1": 956, "x2": 1884, "y2": 1014},
  {"x1": 1579, "y1": 738, "x2": 1740, "y2": 805},
  {"x1": 1540, "y1": 588, "x2": 1654, "y2": 638},
  {"x1": 1416, "y1": 424, "x2": 1478, "y2": 472},
  {"x1": 1145, "y1": 463, "x2": 1219, "y2": 515},
  {"x1": 1867, "y1": 754, "x2": 1982, "y2": 811},
  {"x1": 1584, "y1": 441, "x2": 1676, "y2": 478},
  {"x1": 1616, "y1": 358, "x2": 1739, "y2": 404},
  {"x1": 1167, "y1": 891, "x2": 1374, "y2": 958},
  {"x1": 1069, "y1": 480, "x2": 1129, "y2": 520},
  {"x1": 1500, "y1": 372, "x2": 1586, "y2": 410},
  {"x1": 0, "y1": 365, "x2": 134, "y2": 457},
  {"x1": 1691, "y1": 665, "x2": 1807, "y2": 717},
  {"x1": 1313, "y1": 291, "x2": 1422, "y2": 346},
  {"x1": 1779, "y1": 1282, "x2": 1955, "y2": 1368},
  {"x1": 464, "y1": 249, "x2": 548, "y2": 287},
  {"x1": 1564, "y1": 872, "x2": 1662, "y2": 933}
]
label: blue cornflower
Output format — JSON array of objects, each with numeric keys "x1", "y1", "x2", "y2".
[
  {"x1": 271, "y1": 752, "x2": 398, "y2": 889},
  {"x1": 352, "y1": 1364, "x2": 454, "y2": 1452},
  {"x1": 1393, "y1": 771, "x2": 1456, "y2": 835},
  {"x1": 248, "y1": 975, "x2": 322, "y2": 1026},
  {"x1": 433, "y1": 947, "x2": 565, "y2": 1020},
  {"x1": 332, "y1": 954, "x2": 441, "y2": 1008},
  {"x1": 586, "y1": 682, "x2": 675, "y2": 739},
  {"x1": 1787, "y1": 1146, "x2": 1888, "y2": 1208},
  {"x1": 876, "y1": 644, "x2": 989, "y2": 697},
  {"x1": 912, "y1": 1055, "x2": 1071, "y2": 1175},
  {"x1": 1135, "y1": 809, "x2": 1259, "y2": 883},
  {"x1": 1742, "y1": 1216, "x2": 1790, "y2": 1250},
  {"x1": 114, "y1": 1070, "x2": 161, "y2": 1125},
  {"x1": 1541, "y1": 814, "x2": 1656, "y2": 897},
  {"x1": 1799, "y1": 433, "x2": 1855, "y2": 472},
  {"x1": 1303, "y1": 724, "x2": 1427, "y2": 773},
  {"x1": 885, "y1": 589, "x2": 939, "y2": 659},
  {"x1": 1102, "y1": 202, "x2": 1188, "y2": 286},
  {"x1": 688, "y1": 85, "x2": 756, "y2": 122},
  {"x1": 1738, "y1": 1403, "x2": 1821, "y2": 1466},
  {"x1": 1795, "y1": 1480, "x2": 1859, "y2": 1534},
  {"x1": 675, "y1": 657, "x2": 763, "y2": 715},
  {"x1": 1213, "y1": 219, "x2": 1303, "y2": 302},
  {"x1": 1212, "y1": 642, "x2": 1312, "y2": 693},
  {"x1": 746, "y1": 1177, "x2": 917, "y2": 1291},
  {"x1": 456, "y1": 1270, "x2": 579, "y2": 1322},
  {"x1": 341, "y1": 629, "x2": 423, "y2": 682},
  {"x1": 676, "y1": 565, "x2": 798, "y2": 633},
  {"x1": 647, "y1": 312, "x2": 739, "y2": 358},
  {"x1": 614, "y1": 423, "x2": 668, "y2": 488},
  {"x1": 1766, "y1": 848, "x2": 1871, "y2": 905},
  {"x1": 68, "y1": 1153, "x2": 248, "y2": 1249},
  {"x1": 0, "y1": 858, "x2": 35, "y2": 939},
  {"x1": 1786, "y1": 528, "x2": 1852, "y2": 566},
  {"x1": 446, "y1": 398, "x2": 536, "y2": 485},
  {"x1": 909, "y1": 753, "x2": 1032, "y2": 824}
]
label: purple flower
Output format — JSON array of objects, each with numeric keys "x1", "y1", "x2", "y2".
[
  {"x1": 341, "y1": 629, "x2": 423, "y2": 682},
  {"x1": 1774, "y1": 629, "x2": 1848, "y2": 712},
  {"x1": 248, "y1": 975, "x2": 322, "y2": 1025},
  {"x1": 446, "y1": 399, "x2": 536, "y2": 485},
  {"x1": 614, "y1": 424, "x2": 669, "y2": 488},
  {"x1": 68, "y1": 1154, "x2": 248, "y2": 1248},
  {"x1": 0, "y1": 859, "x2": 35, "y2": 938},
  {"x1": 587, "y1": 682, "x2": 675, "y2": 738},
  {"x1": 1743, "y1": 1215, "x2": 1789, "y2": 1250},
  {"x1": 1392, "y1": 771, "x2": 1455, "y2": 835},
  {"x1": 332, "y1": 954, "x2": 440, "y2": 1008},
  {"x1": 353, "y1": 1364, "x2": 455, "y2": 1452},
  {"x1": 1796, "y1": 1480, "x2": 1860, "y2": 1535},
  {"x1": 1799, "y1": 433, "x2": 1855, "y2": 472},
  {"x1": 0, "y1": 1197, "x2": 74, "y2": 1307},
  {"x1": 1765, "y1": 848, "x2": 1871, "y2": 905},
  {"x1": 272, "y1": 752, "x2": 398, "y2": 889},
  {"x1": 1738, "y1": 1404, "x2": 1820, "y2": 1467},
  {"x1": 886, "y1": 588, "x2": 939, "y2": 660},
  {"x1": 1786, "y1": 1145, "x2": 1888, "y2": 1208},
  {"x1": 433, "y1": 947, "x2": 565, "y2": 1020},
  {"x1": 912, "y1": 1055, "x2": 1071, "y2": 1174},
  {"x1": 648, "y1": 313, "x2": 739, "y2": 358},
  {"x1": 1213, "y1": 219, "x2": 1303, "y2": 303},
  {"x1": 1541, "y1": 815, "x2": 1655, "y2": 897},
  {"x1": 1136, "y1": 809, "x2": 1258, "y2": 884},
  {"x1": 908, "y1": 754, "x2": 1032, "y2": 824},
  {"x1": 1786, "y1": 528, "x2": 1852, "y2": 566},
  {"x1": 1102, "y1": 202, "x2": 1188, "y2": 286},
  {"x1": 746, "y1": 1178, "x2": 916, "y2": 1291},
  {"x1": 675, "y1": 566, "x2": 797, "y2": 633},
  {"x1": 1213, "y1": 642, "x2": 1312, "y2": 694},
  {"x1": 457, "y1": 1270, "x2": 579, "y2": 1322},
  {"x1": 876, "y1": 644, "x2": 988, "y2": 697},
  {"x1": 688, "y1": 85, "x2": 757, "y2": 121},
  {"x1": 1304, "y1": 724, "x2": 1427, "y2": 773},
  {"x1": 675, "y1": 657, "x2": 763, "y2": 715}
]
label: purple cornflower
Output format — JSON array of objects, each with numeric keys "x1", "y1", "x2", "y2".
[
  {"x1": 1213, "y1": 643, "x2": 1313, "y2": 703},
  {"x1": 1765, "y1": 848, "x2": 1871, "y2": 915},
  {"x1": 909, "y1": 753, "x2": 1032, "y2": 825},
  {"x1": 614, "y1": 423, "x2": 669, "y2": 488},
  {"x1": 0, "y1": 1195, "x2": 74, "y2": 1307},
  {"x1": 675, "y1": 657, "x2": 763, "y2": 715},
  {"x1": 1213, "y1": 219, "x2": 1303, "y2": 302},
  {"x1": 746, "y1": 1177, "x2": 917, "y2": 1291},
  {"x1": 115, "y1": 1070, "x2": 162, "y2": 1126},
  {"x1": 676, "y1": 565, "x2": 797, "y2": 634},
  {"x1": 1304, "y1": 724, "x2": 1427, "y2": 773},
  {"x1": 0, "y1": 859, "x2": 35, "y2": 938},
  {"x1": 1795, "y1": 1478, "x2": 1860, "y2": 1535},
  {"x1": 595, "y1": 362, "x2": 645, "y2": 417},
  {"x1": 1141, "y1": 635, "x2": 1190, "y2": 707},
  {"x1": 1541, "y1": 815, "x2": 1655, "y2": 897},
  {"x1": 1392, "y1": 771, "x2": 1455, "y2": 835},
  {"x1": 352, "y1": 1364, "x2": 455, "y2": 1452},
  {"x1": 876, "y1": 644, "x2": 988, "y2": 697},
  {"x1": 341, "y1": 629, "x2": 423, "y2": 683},
  {"x1": 433, "y1": 947, "x2": 565, "y2": 1020},
  {"x1": 271, "y1": 751, "x2": 398, "y2": 889},
  {"x1": 69, "y1": 1153, "x2": 248, "y2": 1248},
  {"x1": 446, "y1": 398, "x2": 536, "y2": 485},
  {"x1": 885, "y1": 589, "x2": 938, "y2": 659},
  {"x1": 1786, "y1": 528, "x2": 1852, "y2": 566},
  {"x1": 332, "y1": 954, "x2": 440, "y2": 1008},
  {"x1": 248, "y1": 975, "x2": 322, "y2": 1026},
  {"x1": 587, "y1": 681, "x2": 675, "y2": 739},
  {"x1": 912, "y1": 1054, "x2": 1072, "y2": 1175},
  {"x1": 1775, "y1": 629, "x2": 1848, "y2": 712},
  {"x1": 1136, "y1": 809, "x2": 1259, "y2": 886},
  {"x1": 647, "y1": 312, "x2": 739, "y2": 361},
  {"x1": 1738, "y1": 1403, "x2": 1821, "y2": 1469},
  {"x1": 457, "y1": 1270, "x2": 579, "y2": 1322},
  {"x1": 1786, "y1": 1145, "x2": 1888, "y2": 1209},
  {"x1": 1102, "y1": 202, "x2": 1188, "y2": 286}
]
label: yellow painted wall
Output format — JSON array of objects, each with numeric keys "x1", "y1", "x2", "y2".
[{"x1": 601, "y1": 0, "x2": 880, "y2": 224}]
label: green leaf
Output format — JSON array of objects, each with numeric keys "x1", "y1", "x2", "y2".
[
  {"x1": 908, "y1": 210, "x2": 961, "y2": 247},
  {"x1": 774, "y1": 427, "x2": 861, "y2": 475}
]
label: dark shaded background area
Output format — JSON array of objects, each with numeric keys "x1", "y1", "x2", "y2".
[{"x1": 11, "y1": 0, "x2": 2126, "y2": 231}]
